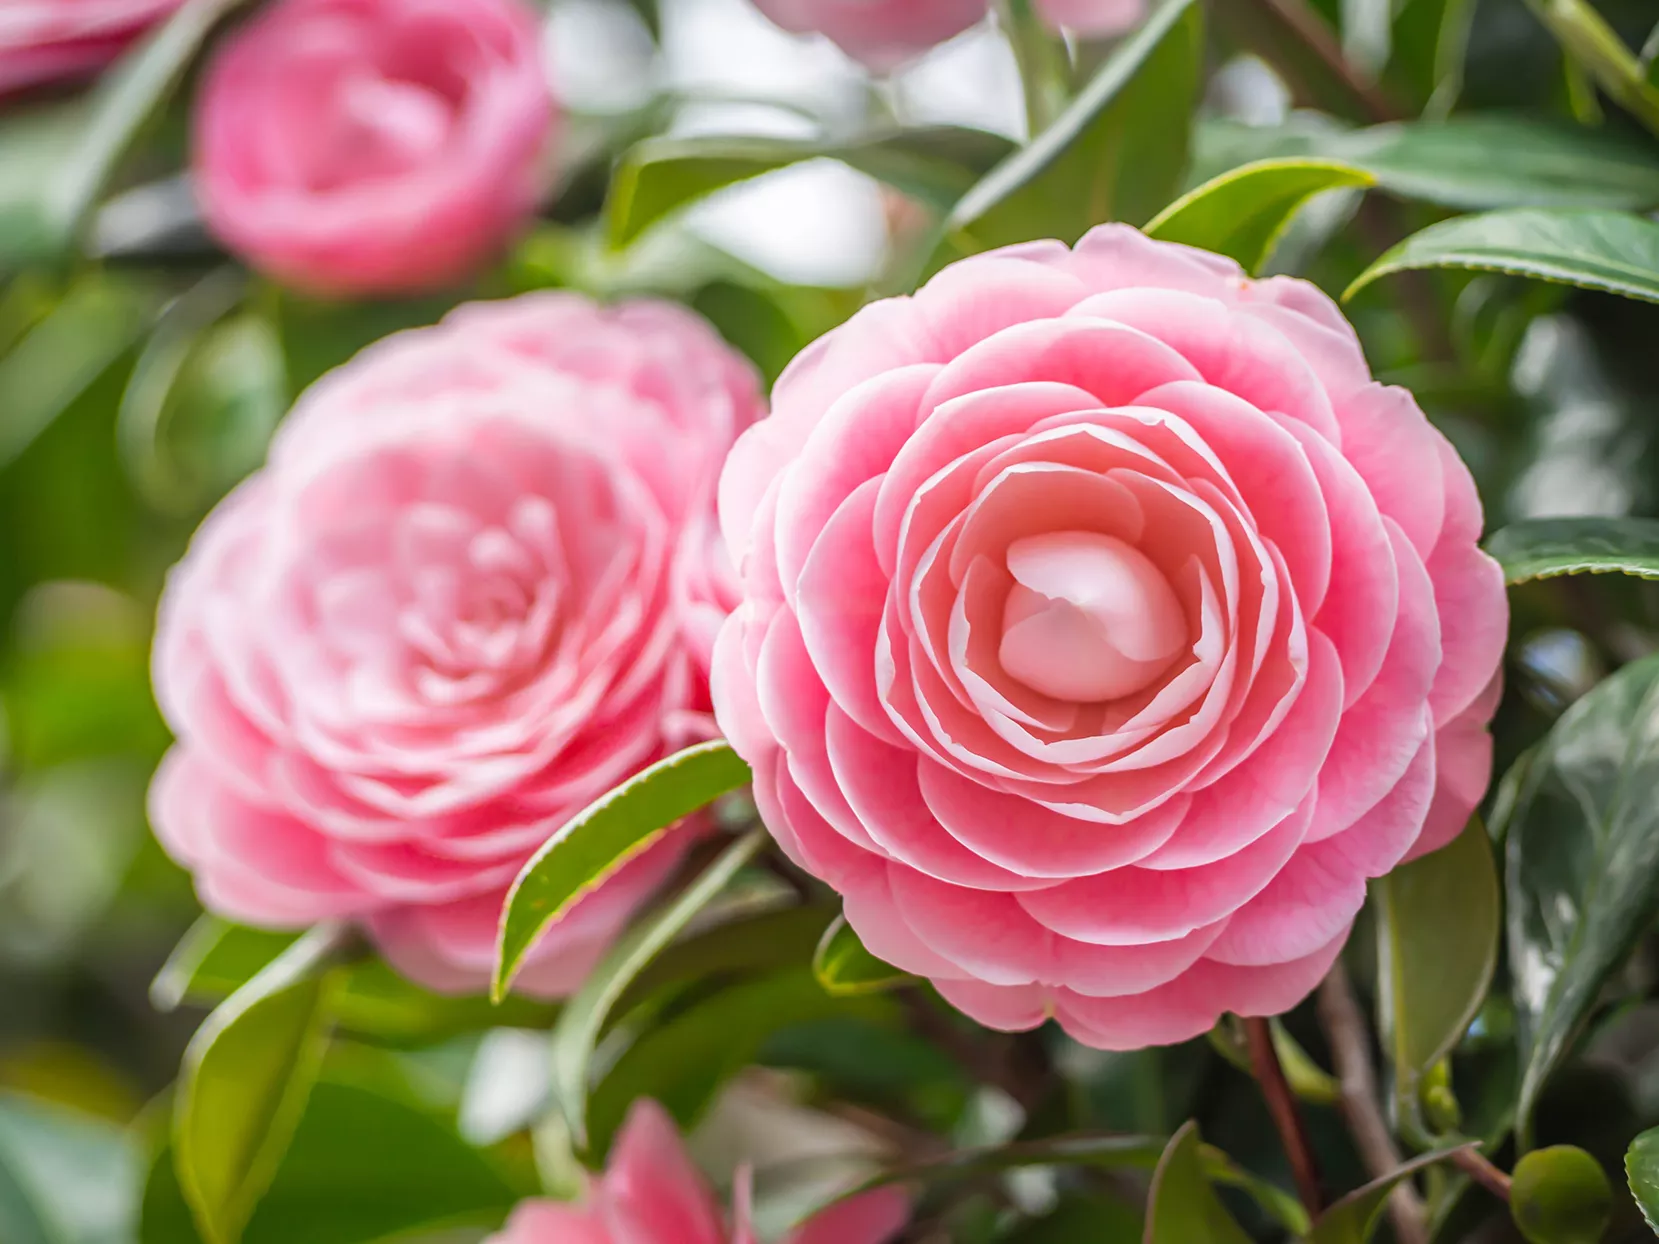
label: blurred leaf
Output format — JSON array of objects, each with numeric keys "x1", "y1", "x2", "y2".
[
  {"x1": 174, "y1": 925, "x2": 351, "y2": 1244},
  {"x1": 607, "y1": 127, "x2": 1015, "y2": 247},
  {"x1": 1486, "y1": 516, "x2": 1659, "y2": 584},
  {"x1": 494, "y1": 740, "x2": 752, "y2": 998},
  {"x1": 1625, "y1": 1126, "x2": 1659, "y2": 1234},
  {"x1": 1002, "y1": 1193, "x2": 1143, "y2": 1242},
  {"x1": 1142, "y1": 1122, "x2": 1252, "y2": 1244},
  {"x1": 1387, "y1": 0, "x2": 1479, "y2": 115},
  {"x1": 274, "y1": 293, "x2": 453, "y2": 394},
  {"x1": 0, "y1": 1092, "x2": 140, "y2": 1244},
  {"x1": 1144, "y1": 157, "x2": 1374, "y2": 272},
  {"x1": 1511, "y1": 1146, "x2": 1613, "y2": 1244},
  {"x1": 941, "y1": 0, "x2": 1203, "y2": 258},
  {"x1": 1305, "y1": 1145, "x2": 1477, "y2": 1242},
  {"x1": 1522, "y1": 0, "x2": 1659, "y2": 137},
  {"x1": 0, "y1": 276, "x2": 155, "y2": 471},
  {"x1": 813, "y1": 915, "x2": 914, "y2": 997},
  {"x1": 1375, "y1": 818, "x2": 1500, "y2": 1142},
  {"x1": 549, "y1": 829, "x2": 765, "y2": 1149},
  {"x1": 1496, "y1": 653, "x2": 1659, "y2": 1143},
  {"x1": 0, "y1": 0, "x2": 248, "y2": 272},
  {"x1": 1207, "y1": 1016, "x2": 1341, "y2": 1106},
  {"x1": 1346, "y1": 208, "x2": 1659, "y2": 306}
]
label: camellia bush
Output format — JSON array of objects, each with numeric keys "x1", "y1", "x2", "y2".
[{"x1": 12, "y1": 0, "x2": 1659, "y2": 1242}]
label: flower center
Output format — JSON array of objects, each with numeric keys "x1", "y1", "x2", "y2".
[{"x1": 998, "y1": 531, "x2": 1188, "y2": 702}]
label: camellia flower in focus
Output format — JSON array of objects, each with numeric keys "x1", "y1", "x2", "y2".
[
  {"x1": 149, "y1": 293, "x2": 763, "y2": 996},
  {"x1": 193, "y1": 0, "x2": 554, "y2": 296},
  {"x1": 713, "y1": 225, "x2": 1508, "y2": 1050},
  {"x1": 0, "y1": 0, "x2": 185, "y2": 94},
  {"x1": 488, "y1": 1100, "x2": 909, "y2": 1244}
]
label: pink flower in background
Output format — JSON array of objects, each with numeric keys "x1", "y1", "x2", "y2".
[
  {"x1": 713, "y1": 225, "x2": 1507, "y2": 1050},
  {"x1": 1034, "y1": 0, "x2": 1145, "y2": 36},
  {"x1": 750, "y1": 0, "x2": 986, "y2": 69},
  {"x1": 193, "y1": 0, "x2": 554, "y2": 296},
  {"x1": 0, "y1": 0, "x2": 184, "y2": 94},
  {"x1": 489, "y1": 1100, "x2": 909, "y2": 1244},
  {"x1": 150, "y1": 293, "x2": 763, "y2": 996}
]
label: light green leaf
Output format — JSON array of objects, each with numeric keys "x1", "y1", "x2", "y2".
[
  {"x1": 1142, "y1": 1122, "x2": 1253, "y2": 1244},
  {"x1": 942, "y1": 0, "x2": 1203, "y2": 258},
  {"x1": 1522, "y1": 0, "x2": 1659, "y2": 137},
  {"x1": 173, "y1": 925, "x2": 350, "y2": 1244},
  {"x1": 1485, "y1": 516, "x2": 1659, "y2": 585},
  {"x1": 0, "y1": 1092, "x2": 140, "y2": 1244},
  {"x1": 1305, "y1": 1146, "x2": 1477, "y2": 1242},
  {"x1": 549, "y1": 829, "x2": 766, "y2": 1149},
  {"x1": 1375, "y1": 818, "x2": 1500, "y2": 1141},
  {"x1": 606, "y1": 127, "x2": 1015, "y2": 247},
  {"x1": 1625, "y1": 1126, "x2": 1659, "y2": 1235},
  {"x1": 812, "y1": 915, "x2": 914, "y2": 997},
  {"x1": 1145, "y1": 158, "x2": 1374, "y2": 273},
  {"x1": 1511, "y1": 1146, "x2": 1613, "y2": 1244},
  {"x1": 1497, "y1": 653, "x2": 1659, "y2": 1143},
  {"x1": 494, "y1": 740, "x2": 752, "y2": 999},
  {"x1": 1346, "y1": 208, "x2": 1659, "y2": 306}
]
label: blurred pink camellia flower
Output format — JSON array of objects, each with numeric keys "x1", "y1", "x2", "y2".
[
  {"x1": 193, "y1": 0, "x2": 554, "y2": 296},
  {"x1": 750, "y1": 0, "x2": 1145, "y2": 69},
  {"x1": 711, "y1": 225, "x2": 1508, "y2": 1050},
  {"x1": 488, "y1": 1100, "x2": 909, "y2": 1244},
  {"x1": 0, "y1": 0, "x2": 185, "y2": 94},
  {"x1": 149, "y1": 293, "x2": 763, "y2": 996}
]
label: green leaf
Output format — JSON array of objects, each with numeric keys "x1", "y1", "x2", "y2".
[
  {"x1": 0, "y1": 1092, "x2": 141, "y2": 1244},
  {"x1": 173, "y1": 925, "x2": 350, "y2": 1244},
  {"x1": 494, "y1": 740, "x2": 753, "y2": 999},
  {"x1": 812, "y1": 915, "x2": 914, "y2": 996},
  {"x1": 1625, "y1": 1126, "x2": 1659, "y2": 1235},
  {"x1": 1511, "y1": 1146, "x2": 1613, "y2": 1244},
  {"x1": 606, "y1": 127, "x2": 1015, "y2": 247},
  {"x1": 1145, "y1": 158, "x2": 1374, "y2": 274},
  {"x1": 858, "y1": 1132, "x2": 1166, "y2": 1194},
  {"x1": 1522, "y1": 0, "x2": 1659, "y2": 137},
  {"x1": 1346, "y1": 208, "x2": 1659, "y2": 306},
  {"x1": 549, "y1": 828, "x2": 766, "y2": 1150},
  {"x1": 1142, "y1": 1122, "x2": 1253, "y2": 1244},
  {"x1": 1305, "y1": 1145, "x2": 1477, "y2": 1242},
  {"x1": 0, "y1": 0, "x2": 247, "y2": 272},
  {"x1": 1497, "y1": 653, "x2": 1659, "y2": 1143},
  {"x1": 1485, "y1": 516, "x2": 1659, "y2": 585},
  {"x1": 1207, "y1": 1016, "x2": 1341, "y2": 1106},
  {"x1": 1375, "y1": 818, "x2": 1500, "y2": 1142},
  {"x1": 941, "y1": 0, "x2": 1203, "y2": 258}
]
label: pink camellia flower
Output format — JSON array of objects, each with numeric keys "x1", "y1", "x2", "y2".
[
  {"x1": 713, "y1": 225, "x2": 1508, "y2": 1050},
  {"x1": 0, "y1": 0, "x2": 185, "y2": 94},
  {"x1": 150, "y1": 293, "x2": 763, "y2": 996},
  {"x1": 193, "y1": 0, "x2": 554, "y2": 297},
  {"x1": 750, "y1": 0, "x2": 987, "y2": 69},
  {"x1": 489, "y1": 1100, "x2": 909, "y2": 1244},
  {"x1": 1034, "y1": 0, "x2": 1144, "y2": 36}
]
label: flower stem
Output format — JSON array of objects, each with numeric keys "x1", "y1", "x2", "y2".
[{"x1": 1244, "y1": 1015, "x2": 1324, "y2": 1218}]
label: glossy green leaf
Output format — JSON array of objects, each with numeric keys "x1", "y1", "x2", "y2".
[
  {"x1": 0, "y1": 1092, "x2": 140, "y2": 1244},
  {"x1": 1522, "y1": 0, "x2": 1659, "y2": 137},
  {"x1": 607, "y1": 127, "x2": 1015, "y2": 247},
  {"x1": 1375, "y1": 818, "x2": 1500, "y2": 1140},
  {"x1": 942, "y1": 0, "x2": 1202, "y2": 258},
  {"x1": 549, "y1": 828, "x2": 765, "y2": 1149},
  {"x1": 1305, "y1": 1145, "x2": 1477, "y2": 1242},
  {"x1": 494, "y1": 740, "x2": 752, "y2": 999},
  {"x1": 1345, "y1": 208, "x2": 1659, "y2": 306},
  {"x1": 1486, "y1": 516, "x2": 1659, "y2": 585},
  {"x1": 1511, "y1": 1146, "x2": 1613, "y2": 1244},
  {"x1": 1142, "y1": 1122, "x2": 1252, "y2": 1244},
  {"x1": 1625, "y1": 1126, "x2": 1659, "y2": 1234},
  {"x1": 812, "y1": 915, "x2": 914, "y2": 996},
  {"x1": 173, "y1": 925, "x2": 350, "y2": 1244},
  {"x1": 1144, "y1": 158, "x2": 1375, "y2": 273},
  {"x1": 1498, "y1": 653, "x2": 1659, "y2": 1142}
]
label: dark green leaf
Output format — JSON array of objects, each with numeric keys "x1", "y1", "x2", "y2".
[
  {"x1": 494, "y1": 741, "x2": 752, "y2": 999},
  {"x1": 1498, "y1": 653, "x2": 1659, "y2": 1141},
  {"x1": 862, "y1": 1132, "x2": 1166, "y2": 1194},
  {"x1": 1625, "y1": 1126, "x2": 1659, "y2": 1234},
  {"x1": 1001, "y1": 1193, "x2": 1143, "y2": 1243},
  {"x1": 941, "y1": 0, "x2": 1203, "y2": 258},
  {"x1": 1521, "y1": 0, "x2": 1659, "y2": 137},
  {"x1": 1375, "y1": 818, "x2": 1500, "y2": 1141},
  {"x1": 607, "y1": 128, "x2": 1015, "y2": 247},
  {"x1": 1207, "y1": 1016, "x2": 1341, "y2": 1106},
  {"x1": 1305, "y1": 1145, "x2": 1478, "y2": 1242},
  {"x1": 1486, "y1": 516, "x2": 1659, "y2": 584},
  {"x1": 1145, "y1": 158, "x2": 1374, "y2": 273},
  {"x1": 1511, "y1": 1146, "x2": 1613, "y2": 1244},
  {"x1": 549, "y1": 829, "x2": 766, "y2": 1149},
  {"x1": 812, "y1": 915, "x2": 914, "y2": 996},
  {"x1": 1346, "y1": 208, "x2": 1659, "y2": 306},
  {"x1": 1142, "y1": 1122, "x2": 1253, "y2": 1244},
  {"x1": 0, "y1": 1092, "x2": 140, "y2": 1244},
  {"x1": 173, "y1": 925, "x2": 350, "y2": 1244}
]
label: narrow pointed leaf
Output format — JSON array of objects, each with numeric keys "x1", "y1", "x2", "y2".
[
  {"x1": 1306, "y1": 1146, "x2": 1477, "y2": 1242},
  {"x1": 1143, "y1": 1122, "x2": 1253, "y2": 1244},
  {"x1": 494, "y1": 741, "x2": 752, "y2": 999},
  {"x1": 1486, "y1": 517, "x2": 1659, "y2": 585},
  {"x1": 1521, "y1": 0, "x2": 1659, "y2": 137},
  {"x1": 813, "y1": 915, "x2": 914, "y2": 996}
]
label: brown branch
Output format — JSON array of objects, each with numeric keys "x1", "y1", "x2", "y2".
[
  {"x1": 1451, "y1": 1148, "x2": 1514, "y2": 1203},
  {"x1": 1318, "y1": 966, "x2": 1429, "y2": 1244},
  {"x1": 1245, "y1": 1015, "x2": 1324, "y2": 1217}
]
